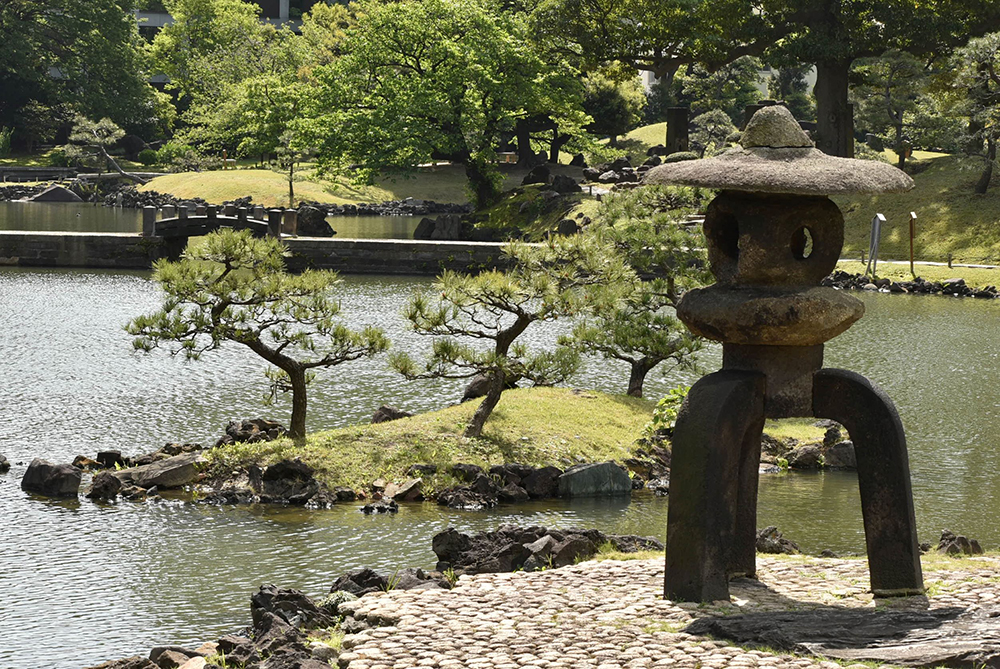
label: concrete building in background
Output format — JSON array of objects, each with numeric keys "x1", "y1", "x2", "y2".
[{"x1": 136, "y1": 0, "x2": 322, "y2": 38}]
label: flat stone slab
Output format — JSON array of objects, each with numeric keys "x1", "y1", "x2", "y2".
[
  {"x1": 334, "y1": 554, "x2": 1000, "y2": 669},
  {"x1": 114, "y1": 452, "x2": 205, "y2": 489},
  {"x1": 687, "y1": 604, "x2": 1000, "y2": 667}
]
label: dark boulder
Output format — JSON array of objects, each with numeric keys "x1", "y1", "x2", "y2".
[
  {"x1": 551, "y1": 174, "x2": 581, "y2": 193},
  {"x1": 413, "y1": 217, "x2": 436, "y2": 240},
  {"x1": 582, "y1": 167, "x2": 603, "y2": 181},
  {"x1": 550, "y1": 536, "x2": 597, "y2": 567},
  {"x1": 436, "y1": 486, "x2": 496, "y2": 510},
  {"x1": 451, "y1": 463, "x2": 485, "y2": 482},
  {"x1": 522, "y1": 466, "x2": 562, "y2": 498},
  {"x1": 28, "y1": 184, "x2": 83, "y2": 202},
  {"x1": 557, "y1": 462, "x2": 631, "y2": 498},
  {"x1": 489, "y1": 463, "x2": 534, "y2": 486},
  {"x1": 215, "y1": 636, "x2": 259, "y2": 667},
  {"x1": 333, "y1": 486, "x2": 356, "y2": 502},
  {"x1": 786, "y1": 443, "x2": 822, "y2": 470},
  {"x1": 0, "y1": 454, "x2": 9, "y2": 473},
  {"x1": 521, "y1": 164, "x2": 551, "y2": 185},
  {"x1": 406, "y1": 463, "x2": 437, "y2": 477},
  {"x1": 21, "y1": 459, "x2": 82, "y2": 497},
  {"x1": 497, "y1": 482, "x2": 530, "y2": 503},
  {"x1": 569, "y1": 153, "x2": 587, "y2": 167},
  {"x1": 114, "y1": 452, "x2": 204, "y2": 489},
  {"x1": 756, "y1": 526, "x2": 800, "y2": 554},
  {"x1": 392, "y1": 567, "x2": 450, "y2": 591},
  {"x1": 371, "y1": 405, "x2": 413, "y2": 424},
  {"x1": 823, "y1": 440, "x2": 857, "y2": 469},
  {"x1": 149, "y1": 646, "x2": 200, "y2": 669},
  {"x1": 258, "y1": 459, "x2": 320, "y2": 504},
  {"x1": 937, "y1": 529, "x2": 983, "y2": 556},
  {"x1": 555, "y1": 218, "x2": 580, "y2": 235},
  {"x1": 97, "y1": 451, "x2": 126, "y2": 469},
  {"x1": 86, "y1": 471, "x2": 123, "y2": 501},
  {"x1": 296, "y1": 205, "x2": 334, "y2": 237},
  {"x1": 252, "y1": 610, "x2": 306, "y2": 658},
  {"x1": 73, "y1": 455, "x2": 102, "y2": 470},
  {"x1": 461, "y1": 372, "x2": 519, "y2": 402},
  {"x1": 217, "y1": 418, "x2": 287, "y2": 446},
  {"x1": 251, "y1": 584, "x2": 336, "y2": 630},
  {"x1": 330, "y1": 568, "x2": 388, "y2": 596}
]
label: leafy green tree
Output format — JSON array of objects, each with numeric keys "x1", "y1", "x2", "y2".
[
  {"x1": 15, "y1": 101, "x2": 73, "y2": 154},
  {"x1": 561, "y1": 186, "x2": 710, "y2": 397},
  {"x1": 582, "y1": 71, "x2": 646, "y2": 145},
  {"x1": 850, "y1": 50, "x2": 928, "y2": 169},
  {"x1": 126, "y1": 230, "x2": 389, "y2": 438},
  {"x1": 64, "y1": 116, "x2": 148, "y2": 184},
  {"x1": 391, "y1": 236, "x2": 631, "y2": 437},
  {"x1": 534, "y1": 0, "x2": 1000, "y2": 156},
  {"x1": 767, "y1": 64, "x2": 815, "y2": 121},
  {"x1": 303, "y1": 0, "x2": 589, "y2": 208},
  {"x1": 675, "y1": 57, "x2": 764, "y2": 124},
  {"x1": 951, "y1": 33, "x2": 1000, "y2": 194},
  {"x1": 690, "y1": 110, "x2": 739, "y2": 158},
  {"x1": 0, "y1": 0, "x2": 167, "y2": 139}
]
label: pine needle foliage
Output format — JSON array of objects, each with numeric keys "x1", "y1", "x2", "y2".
[{"x1": 126, "y1": 229, "x2": 388, "y2": 438}]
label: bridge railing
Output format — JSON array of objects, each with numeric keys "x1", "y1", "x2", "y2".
[{"x1": 141, "y1": 205, "x2": 300, "y2": 238}]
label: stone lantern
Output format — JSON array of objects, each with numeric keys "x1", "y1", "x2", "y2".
[{"x1": 643, "y1": 106, "x2": 924, "y2": 602}]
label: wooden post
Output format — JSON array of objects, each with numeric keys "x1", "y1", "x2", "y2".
[
  {"x1": 142, "y1": 206, "x2": 157, "y2": 237},
  {"x1": 267, "y1": 209, "x2": 283, "y2": 238},
  {"x1": 909, "y1": 211, "x2": 917, "y2": 277}
]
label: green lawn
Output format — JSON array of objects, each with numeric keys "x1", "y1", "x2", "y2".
[
  {"x1": 203, "y1": 386, "x2": 654, "y2": 494},
  {"x1": 835, "y1": 153, "x2": 1000, "y2": 265},
  {"x1": 139, "y1": 162, "x2": 589, "y2": 207}
]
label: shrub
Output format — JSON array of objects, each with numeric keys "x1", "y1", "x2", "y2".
[
  {"x1": 662, "y1": 151, "x2": 699, "y2": 163},
  {"x1": 643, "y1": 385, "x2": 690, "y2": 440},
  {"x1": 46, "y1": 148, "x2": 73, "y2": 167},
  {"x1": 156, "y1": 141, "x2": 194, "y2": 165},
  {"x1": 137, "y1": 148, "x2": 159, "y2": 166},
  {"x1": 0, "y1": 127, "x2": 12, "y2": 158}
]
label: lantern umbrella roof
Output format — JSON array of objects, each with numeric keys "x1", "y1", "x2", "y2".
[{"x1": 642, "y1": 105, "x2": 914, "y2": 196}]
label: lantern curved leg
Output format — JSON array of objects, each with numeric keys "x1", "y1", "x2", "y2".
[
  {"x1": 665, "y1": 370, "x2": 766, "y2": 603},
  {"x1": 813, "y1": 368, "x2": 924, "y2": 597}
]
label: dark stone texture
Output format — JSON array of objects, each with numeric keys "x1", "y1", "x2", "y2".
[
  {"x1": 521, "y1": 165, "x2": 550, "y2": 185},
  {"x1": 824, "y1": 440, "x2": 857, "y2": 469},
  {"x1": 84, "y1": 657, "x2": 157, "y2": 669},
  {"x1": 666, "y1": 371, "x2": 766, "y2": 602},
  {"x1": 258, "y1": 459, "x2": 320, "y2": 504},
  {"x1": 251, "y1": 584, "x2": 335, "y2": 630},
  {"x1": 361, "y1": 499, "x2": 398, "y2": 514},
  {"x1": 436, "y1": 486, "x2": 496, "y2": 510},
  {"x1": 756, "y1": 526, "x2": 800, "y2": 554},
  {"x1": 787, "y1": 444, "x2": 823, "y2": 470},
  {"x1": 452, "y1": 463, "x2": 485, "y2": 482},
  {"x1": 86, "y1": 471, "x2": 123, "y2": 501},
  {"x1": 296, "y1": 205, "x2": 334, "y2": 237},
  {"x1": 97, "y1": 450, "x2": 126, "y2": 469},
  {"x1": 522, "y1": 466, "x2": 562, "y2": 499},
  {"x1": 937, "y1": 529, "x2": 983, "y2": 556},
  {"x1": 551, "y1": 174, "x2": 581, "y2": 193},
  {"x1": 0, "y1": 454, "x2": 9, "y2": 473},
  {"x1": 21, "y1": 458, "x2": 82, "y2": 497},
  {"x1": 557, "y1": 462, "x2": 632, "y2": 498},
  {"x1": 372, "y1": 405, "x2": 413, "y2": 424},
  {"x1": 685, "y1": 605, "x2": 1000, "y2": 667},
  {"x1": 814, "y1": 369, "x2": 924, "y2": 597},
  {"x1": 114, "y1": 452, "x2": 203, "y2": 489},
  {"x1": 330, "y1": 568, "x2": 388, "y2": 596},
  {"x1": 28, "y1": 184, "x2": 83, "y2": 202}
]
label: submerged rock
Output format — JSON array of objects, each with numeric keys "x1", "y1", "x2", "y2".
[
  {"x1": 86, "y1": 471, "x2": 123, "y2": 501},
  {"x1": 756, "y1": 526, "x2": 800, "y2": 555},
  {"x1": 0, "y1": 454, "x2": 9, "y2": 473},
  {"x1": 557, "y1": 461, "x2": 632, "y2": 498}
]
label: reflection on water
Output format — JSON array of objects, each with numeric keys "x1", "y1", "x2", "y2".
[{"x1": 2, "y1": 270, "x2": 1000, "y2": 667}]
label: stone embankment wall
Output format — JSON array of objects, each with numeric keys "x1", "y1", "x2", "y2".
[{"x1": 0, "y1": 231, "x2": 510, "y2": 275}]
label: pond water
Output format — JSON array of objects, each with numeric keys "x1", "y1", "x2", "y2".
[
  {"x1": 2, "y1": 269, "x2": 1000, "y2": 666},
  {"x1": 0, "y1": 202, "x2": 419, "y2": 239}
]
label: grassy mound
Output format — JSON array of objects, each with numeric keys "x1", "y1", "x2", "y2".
[
  {"x1": 204, "y1": 387, "x2": 655, "y2": 494},
  {"x1": 837, "y1": 154, "x2": 1000, "y2": 265}
]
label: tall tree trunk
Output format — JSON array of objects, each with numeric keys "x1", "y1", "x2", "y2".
[
  {"x1": 288, "y1": 162, "x2": 294, "y2": 209},
  {"x1": 549, "y1": 131, "x2": 570, "y2": 163},
  {"x1": 515, "y1": 120, "x2": 534, "y2": 167},
  {"x1": 976, "y1": 137, "x2": 996, "y2": 194},
  {"x1": 627, "y1": 358, "x2": 658, "y2": 398},
  {"x1": 464, "y1": 159, "x2": 500, "y2": 209},
  {"x1": 287, "y1": 367, "x2": 309, "y2": 440},
  {"x1": 894, "y1": 122, "x2": 905, "y2": 169},
  {"x1": 464, "y1": 371, "x2": 504, "y2": 438},
  {"x1": 814, "y1": 59, "x2": 854, "y2": 158}
]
